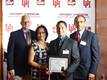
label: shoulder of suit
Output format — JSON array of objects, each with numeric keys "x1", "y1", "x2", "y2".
[
  {"x1": 68, "y1": 37, "x2": 77, "y2": 43},
  {"x1": 29, "y1": 29, "x2": 35, "y2": 32},
  {"x1": 86, "y1": 30, "x2": 96, "y2": 37},
  {"x1": 70, "y1": 31, "x2": 76, "y2": 36},
  {"x1": 50, "y1": 38, "x2": 57, "y2": 43},
  {"x1": 11, "y1": 29, "x2": 35, "y2": 33},
  {"x1": 50, "y1": 38, "x2": 60, "y2": 46},
  {"x1": 48, "y1": 39, "x2": 57, "y2": 47},
  {"x1": 63, "y1": 36, "x2": 76, "y2": 43},
  {"x1": 71, "y1": 31, "x2": 76, "y2": 34},
  {"x1": 70, "y1": 31, "x2": 76, "y2": 39},
  {"x1": 10, "y1": 29, "x2": 21, "y2": 35}
]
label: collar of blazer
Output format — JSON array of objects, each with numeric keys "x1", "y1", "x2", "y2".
[
  {"x1": 57, "y1": 36, "x2": 68, "y2": 49},
  {"x1": 81, "y1": 30, "x2": 88, "y2": 40}
]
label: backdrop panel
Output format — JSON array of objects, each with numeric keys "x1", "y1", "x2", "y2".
[{"x1": 2, "y1": 0, "x2": 95, "y2": 51}]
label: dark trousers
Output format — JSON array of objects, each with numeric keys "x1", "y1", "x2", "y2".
[{"x1": 50, "y1": 73, "x2": 66, "y2": 80}]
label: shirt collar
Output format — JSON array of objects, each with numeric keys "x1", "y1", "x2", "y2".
[
  {"x1": 79, "y1": 28, "x2": 85, "y2": 38},
  {"x1": 22, "y1": 28, "x2": 29, "y2": 33}
]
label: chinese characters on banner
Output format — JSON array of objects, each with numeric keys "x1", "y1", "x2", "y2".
[
  {"x1": 67, "y1": 0, "x2": 76, "y2": 5},
  {"x1": 3, "y1": 0, "x2": 95, "y2": 50},
  {"x1": 22, "y1": 0, "x2": 29, "y2": 7},
  {"x1": 36, "y1": 0, "x2": 45, "y2": 5},
  {"x1": 83, "y1": 0, "x2": 91, "y2": 8},
  {"x1": 6, "y1": 0, "x2": 91, "y2": 8},
  {"x1": 5, "y1": 24, "x2": 13, "y2": 33},
  {"x1": 6, "y1": 0, "x2": 14, "y2": 5},
  {"x1": 53, "y1": 0, "x2": 60, "y2": 7}
]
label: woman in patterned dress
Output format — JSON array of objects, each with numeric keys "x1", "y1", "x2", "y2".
[{"x1": 28, "y1": 25, "x2": 49, "y2": 80}]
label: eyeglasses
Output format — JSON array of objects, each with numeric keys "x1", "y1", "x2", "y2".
[
  {"x1": 23, "y1": 21, "x2": 30, "y2": 23},
  {"x1": 77, "y1": 21, "x2": 85, "y2": 23}
]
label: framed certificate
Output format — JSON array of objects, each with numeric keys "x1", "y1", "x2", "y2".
[{"x1": 49, "y1": 57, "x2": 68, "y2": 72}]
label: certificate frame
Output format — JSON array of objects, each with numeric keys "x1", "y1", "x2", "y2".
[{"x1": 49, "y1": 57, "x2": 68, "y2": 72}]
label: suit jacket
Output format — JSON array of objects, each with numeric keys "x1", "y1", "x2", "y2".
[
  {"x1": 7, "y1": 29, "x2": 35, "y2": 76},
  {"x1": 48, "y1": 36, "x2": 80, "y2": 80},
  {"x1": 70, "y1": 30, "x2": 100, "y2": 79}
]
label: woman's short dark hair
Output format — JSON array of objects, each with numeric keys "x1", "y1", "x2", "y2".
[{"x1": 35, "y1": 25, "x2": 48, "y2": 41}]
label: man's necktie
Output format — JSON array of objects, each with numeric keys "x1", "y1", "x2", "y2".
[
  {"x1": 58, "y1": 37, "x2": 63, "y2": 47},
  {"x1": 76, "y1": 31, "x2": 80, "y2": 42},
  {"x1": 25, "y1": 31, "x2": 31, "y2": 45}
]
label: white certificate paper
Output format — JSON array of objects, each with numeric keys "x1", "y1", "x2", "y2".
[{"x1": 49, "y1": 57, "x2": 68, "y2": 72}]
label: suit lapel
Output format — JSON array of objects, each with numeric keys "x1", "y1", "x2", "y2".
[
  {"x1": 81, "y1": 30, "x2": 88, "y2": 41},
  {"x1": 59, "y1": 36, "x2": 68, "y2": 49},
  {"x1": 19, "y1": 29, "x2": 27, "y2": 44}
]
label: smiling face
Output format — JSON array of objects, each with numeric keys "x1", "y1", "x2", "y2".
[
  {"x1": 20, "y1": 15, "x2": 31, "y2": 30},
  {"x1": 74, "y1": 15, "x2": 86, "y2": 31},
  {"x1": 37, "y1": 27, "x2": 46, "y2": 41},
  {"x1": 56, "y1": 21, "x2": 67, "y2": 37}
]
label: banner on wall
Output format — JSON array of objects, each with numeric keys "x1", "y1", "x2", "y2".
[{"x1": 2, "y1": 0, "x2": 95, "y2": 51}]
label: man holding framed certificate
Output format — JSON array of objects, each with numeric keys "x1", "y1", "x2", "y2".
[
  {"x1": 48, "y1": 21, "x2": 80, "y2": 80},
  {"x1": 49, "y1": 57, "x2": 68, "y2": 73}
]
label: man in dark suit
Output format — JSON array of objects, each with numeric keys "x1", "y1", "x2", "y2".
[
  {"x1": 48, "y1": 21, "x2": 80, "y2": 80},
  {"x1": 7, "y1": 15, "x2": 35, "y2": 79},
  {"x1": 70, "y1": 15, "x2": 100, "y2": 80}
]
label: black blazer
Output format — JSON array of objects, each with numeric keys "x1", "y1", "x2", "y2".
[
  {"x1": 7, "y1": 29, "x2": 35, "y2": 76},
  {"x1": 70, "y1": 30, "x2": 100, "y2": 79},
  {"x1": 48, "y1": 36, "x2": 80, "y2": 80}
]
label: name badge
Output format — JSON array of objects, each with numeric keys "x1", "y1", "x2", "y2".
[
  {"x1": 80, "y1": 41, "x2": 86, "y2": 46},
  {"x1": 63, "y1": 49, "x2": 69, "y2": 54}
]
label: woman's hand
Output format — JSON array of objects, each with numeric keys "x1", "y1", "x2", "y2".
[{"x1": 8, "y1": 69, "x2": 15, "y2": 80}]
